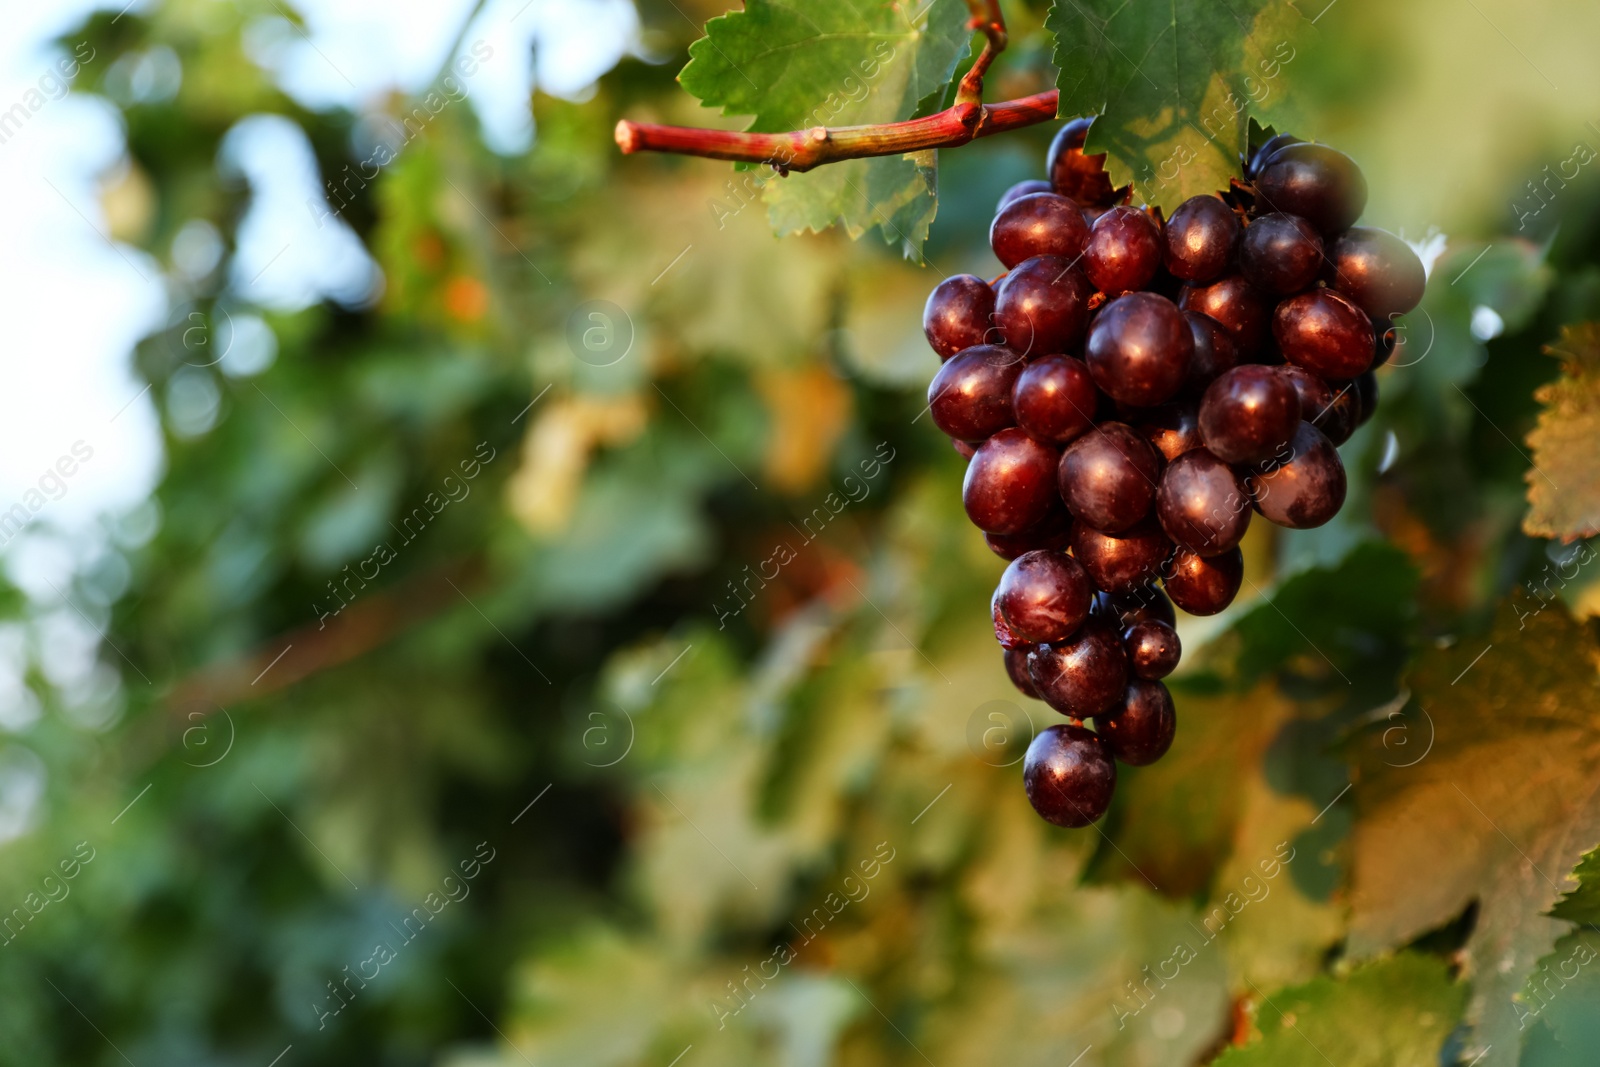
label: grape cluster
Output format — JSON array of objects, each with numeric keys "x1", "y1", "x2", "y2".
[{"x1": 922, "y1": 120, "x2": 1424, "y2": 829}]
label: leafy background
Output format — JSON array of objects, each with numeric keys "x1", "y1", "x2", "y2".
[{"x1": 5, "y1": 0, "x2": 1600, "y2": 1065}]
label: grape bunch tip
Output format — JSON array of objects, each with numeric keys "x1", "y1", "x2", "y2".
[{"x1": 922, "y1": 119, "x2": 1424, "y2": 829}]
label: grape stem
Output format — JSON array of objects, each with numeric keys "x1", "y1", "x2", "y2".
[{"x1": 613, "y1": 1, "x2": 1054, "y2": 174}]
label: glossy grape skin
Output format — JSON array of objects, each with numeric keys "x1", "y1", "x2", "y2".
[
  {"x1": 1326, "y1": 227, "x2": 1427, "y2": 320},
  {"x1": 1086, "y1": 206, "x2": 1163, "y2": 293},
  {"x1": 1251, "y1": 421, "x2": 1347, "y2": 529},
  {"x1": 1354, "y1": 369, "x2": 1379, "y2": 424},
  {"x1": 991, "y1": 193, "x2": 1092, "y2": 269},
  {"x1": 1058, "y1": 422, "x2": 1163, "y2": 533},
  {"x1": 994, "y1": 549, "x2": 1094, "y2": 644},
  {"x1": 1155, "y1": 448, "x2": 1253, "y2": 555},
  {"x1": 1124, "y1": 619, "x2": 1181, "y2": 680},
  {"x1": 923, "y1": 275, "x2": 996, "y2": 360},
  {"x1": 1254, "y1": 143, "x2": 1368, "y2": 234},
  {"x1": 1280, "y1": 365, "x2": 1358, "y2": 445},
  {"x1": 995, "y1": 256, "x2": 1093, "y2": 358},
  {"x1": 1098, "y1": 680, "x2": 1176, "y2": 765},
  {"x1": 1092, "y1": 586, "x2": 1177, "y2": 629},
  {"x1": 1027, "y1": 621, "x2": 1130, "y2": 718},
  {"x1": 998, "y1": 178, "x2": 1053, "y2": 214},
  {"x1": 928, "y1": 344, "x2": 1023, "y2": 442},
  {"x1": 1005, "y1": 646, "x2": 1041, "y2": 699},
  {"x1": 983, "y1": 504, "x2": 1073, "y2": 560},
  {"x1": 1179, "y1": 276, "x2": 1271, "y2": 357},
  {"x1": 964, "y1": 427, "x2": 1060, "y2": 534},
  {"x1": 1198, "y1": 365, "x2": 1302, "y2": 465},
  {"x1": 1047, "y1": 117, "x2": 1121, "y2": 207},
  {"x1": 1135, "y1": 403, "x2": 1204, "y2": 462},
  {"x1": 1071, "y1": 517, "x2": 1174, "y2": 595},
  {"x1": 1163, "y1": 546, "x2": 1244, "y2": 616},
  {"x1": 1023, "y1": 723, "x2": 1116, "y2": 827},
  {"x1": 1239, "y1": 213, "x2": 1324, "y2": 295},
  {"x1": 1247, "y1": 132, "x2": 1305, "y2": 178},
  {"x1": 1163, "y1": 195, "x2": 1239, "y2": 283},
  {"x1": 1184, "y1": 311, "x2": 1238, "y2": 392},
  {"x1": 1085, "y1": 292, "x2": 1193, "y2": 407},
  {"x1": 1274, "y1": 288, "x2": 1376, "y2": 378},
  {"x1": 1013, "y1": 355, "x2": 1098, "y2": 444}
]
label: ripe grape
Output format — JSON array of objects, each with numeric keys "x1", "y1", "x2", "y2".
[
  {"x1": 1239, "y1": 213, "x2": 1324, "y2": 295},
  {"x1": 1023, "y1": 723, "x2": 1116, "y2": 827},
  {"x1": 995, "y1": 256, "x2": 1093, "y2": 357},
  {"x1": 983, "y1": 504, "x2": 1073, "y2": 560},
  {"x1": 1085, "y1": 292, "x2": 1193, "y2": 406},
  {"x1": 923, "y1": 274, "x2": 996, "y2": 359},
  {"x1": 1047, "y1": 117, "x2": 1121, "y2": 207},
  {"x1": 1013, "y1": 355, "x2": 1098, "y2": 444},
  {"x1": 963, "y1": 427, "x2": 1060, "y2": 534},
  {"x1": 1247, "y1": 133, "x2": 1304, "y2": 178},
  {"x1": 1058, "y1": 422, "x2": 1163, "y2": 533},
  {"x1": 1274, "y1": 288, "x2": 1376, "y2": 378},
  {"x1": 1135, "y1": 403, "x2": 1204, "y2": 462},
  {"x1": 1005, "y1": 646, "x2": 1040, "y2": 699},
  {"x1": 1163, "y1": 546, "x2": 1244, "y2": 616},
  {"x1": 1251, "y1": 421, "x2": 1347, "y2": 528},
  {"x1": 1155, "y1": 448, "x2": 1253, "y2": 555},
  {"x1": 1178, "y1": 275, "x2": 1270, "y2": 357},
  {"x1": 1253, "y1": 143, "x2": 1368, "y2": 234},
  {"x1": 1071, "y1": 517, "x2": 1173, "y2": 594},
  {"x1": 1198, "y1": 365, "x2": 1301, "y2": 465},
  {"x1": 1326, "y1": 227, "x2": 1427, "y2": 320},
  {"x1": 1184, "y1": 311, "x2": 1238, "y2": 391},
  {"x1": 928, "y1": 344, "x2": 1023, "y2": 442},
  {"x1": 991, "y1": 192, "x2": 1091, "y2": 269},
  {"x1": 1092, "y1": 585, "x2": 1177, "y2": 629},
  {"x1": 1027, "y1": 620, "x2": 1130, "y2": 718},
  {"x1": 994, "y1": 549, "x2": 1094, "y2": 643},
  {"x1": 1280, "y1": 365, "x2": 1358, "y2": 445},
  {"x1": 1354, "y1": 369, "x2": 1379, "y2": 424},
  {"x1": 1124, "y1": 620, "x2": 1181, "y2": 680},
  {"x1": 1098, "y1": 680, "x2": 1176, "y2": 765},
  {"x1": 1086, "y1": 206, "x2": 1163, "y2": 293},
  {"x1": 1163, "y1": 195, "x2": 1239, "y2": 283},
  {"x1": 998, "y1": 178, "x2": 1053, "y2": 214}
]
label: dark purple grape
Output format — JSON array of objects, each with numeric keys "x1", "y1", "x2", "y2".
[
  {"x1": 1005, "y1": 646, "x2": 1040, "y2": 699},
  {"x1": 923, "y1": 275, "x2": 996, "y2": 360},
  {"x1": 1027, "y1": 621, "x2": 1129, "y2": 718},
  {"x1": 1274, "y1": 289, "x2": 1376, "y2": 378},
  {"x1": 983, "y1": 504, "x2": 1073, "y2": 560},
  {"x1": 1178, "y1": 276, "x2": 1270, "y2": 357},
  {"x1": 998, "y1": 178, "x2": 1053, "y2": 214},
  {"x1": 1058, "y1": 423, "x2": 1163, "y2": 533},
  {"x1": 964, "y1": 428, "x2": 1060, "y2": 534},
  {"x1": 1373, "y1": 321, "x2": 1398, "y2": 368},
  {"x1": 1354, "y1": 369, "x2": 1379, "y2": 424},
  {"x1": 1092, "y1": 586, "x2": 1177, "y2": 629},
  {"x1": 1280, "y1": 365, "x2": 1358, "y2": 446},
  {"x1": 1155, "y1": 448, "x2": 1253, "y2": 555},
  {"x1": 1198, "y1": 365, "x2": 1301, "y2": 465},
  {"x1": 1253, "y1": 143, "x2": 1368, "y2": 234},
  {"x1": 994, "y1": 549, "x2": 1093, "y2": 644},
  {"x1": 1163, "y1": 195, "x2": 1239, "y2": 283},
  {"x1": 1247, "y1": 132, "x2": 1304, "y2": 178},
  {"x1": 1163, "y1": 547, "x2": 1244, "y2": 616},
  {"x1": 928, "y1": 344, "x2": 1023, "y2": 442},
  {"x1": 1098, "y1": 680, "x2": 1176, "y2": 765},
  {"x1": 1086, "y1": 206, "x2": 1163, "y2": 293},
  {"x1": 1135, "y1": 403, "x2": 1204, "y2": 462},
  {"x1": 1239, "y1": 213, "x2": 1324, "y2": 295},
  {"x1": 1084, "y1": 292, "x2": 1193, "y2": 407},
  {"x1": 994, "y1": 256, "x2": 1093, "y2": 358},
  {"x1": 1071, "y1": 517, "x2": 1173, "y2": 594},
  {"x1": 1251, "y1": 421, "x2": 1347, "y2": 529},
  {"x1": 1124, "y1": 620, "x2": 1181, "y2": 680},
  {"x1": 1326, "y1": 228, "x2": 1426, "y2": 320},
  {"x1": 1023, "y1": 723, "x2": 1116, "y2": 827},
  {"x1": 1184, "y1": 311, "x2": 1238, "y2": 391},
  {"x1": 991, "y1": 193, "x2": 1092, "y2": 269},
  {"x1": 1012, "y1": 355, "x2": 1098, "y2": 445},
  {"x1": 1047, "y1": 117, "x2": 1121, "y2": 208}
]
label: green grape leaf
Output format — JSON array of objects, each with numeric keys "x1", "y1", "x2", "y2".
[
  {"x1": 1346, "y1": 598, "x2": 1600, "y2": 1067},
  {"x1": 1046, "y1": 0, "x2": 1313, "y2": 209},
  {"x1": 1550, "y1": 844, "x2": 1600, "y2": 926},
  {"x1": 677, "y1": 0, "x2": 973, "y2": 259},
  {"x1": 1212, "y1": 954, "x2": 1466, "y2": 1066},
  {"x1": 1518, "y1": 928, "x2": 1600, "y2": 1066},
  {"x1": 1526, "y1": 323, "x2": 1600, "y2": 542}
]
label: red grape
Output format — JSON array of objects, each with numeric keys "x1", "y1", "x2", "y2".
[
  {"x1": 1239, "y1": 213, "x2": 1324, "y2": 294},
  {"x1": 1124, "y1": 619, "x2": 1181, "y2": 680},
  {"x1": 1163, "y1": 546, "x2": 1244, "y2": 616},
  {"x1": 983, "y1": 504, "x2": 1073, "y2": 560},
  {"x1": 1155, "y1": 448, "x2": 1253, "y2": 555},
  {"x1": 1047, "y1": 117, "x2": 1121, "y2": 208},
  {"x1": 923, "y1": 274, "x2": 996, "y2": 359},
  {"x1": 1058, "y1": 422, "x2": 1163, "y2": 533},
  {"x1": 1092, "y1": 586, "x2": 1177, "y2": 629},
  {"x1": 1098, "y1": 679, "x2": 1176, "y2": 765},
  {"x1": 963, "y1": 427, "x2": 1060, "y2": 534},
  {"x1": 1005, "y1": 646, "x2": 1040, "y2": 698},
  {"x1": 1085, "y1": 292, "x2": 1193, "y2": 407},
  {"x1": 1086, "y1": 206, "x2": 1163, "y2": 293},
  {"x1": 1253, "y1": 143, "x2": 1368, "y2": 234},
  {"x1": 1023, "y1": 723, "x2": 1116, "y2": 827},
  {"x1": 998, "y1": 178, "x2": 1053, "y2": 214},
  {"x1": 1251, "y1": 421, "x2": 1347, "y2": 528},
  {"x1": 991, "y1": 192, "x2": 1091, "y2": 269},
  {"x1": 994, "y1": 549, "x2": 1094, "y2": 643},
  {"x1": 1274, "y1": 288, "x2": 1376, "y2": 378},
  {"x1": 1012, "y1": 354, "x2": 1098, "y2": 444},
  {"x1": 1184, "y1": 310, "x2": 1238, "y2": 391},
  {"x1": 1179, "y1": 275, "x2": 1270, "y2": 357},
  {"x1": 1027, "y1": 620, "x2": 1130, "y2": 718},
  {"x1": 1198, "y1": 365, "x2": 1301, "y2": 465},
  {"x1": 1135, "y1": 403, "x2": 1204, "y2": 462},
  {"x1": 1071, "y1": 516, "x2": 1173, "y2": 594},
  {"x1": 995, "y1": 256, "x2": 1093, "y2": 358},
  {"x1": 1280, "y1": 365, "x2": 1358, "y2": 445},
  {"x1": 1163, "y1": 195, "x2": 1239, "y2": 283},
  {"x1": 1246, "y1": 133, "x2": 1304, "y2": 178},
  {"x1": 1326, "y1": 227, "x2": 1427, "y2": 320},
  {"x1": 927, "y1": 344, "x2": 1023, "y2": 442}
]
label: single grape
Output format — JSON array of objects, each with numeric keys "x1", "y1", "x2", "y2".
[
  {"x1": 1124, "y1": 619, "x2": 1181, "y2": 680},
  {"x1": 1253, "y1": 142, "x2": 1368, "y2": 234},
  {"x1": 1239, "y1": 213, "x2": 1324, "y2": 295},
  {"x1": 983, "y1": 504, "x2": 1073, "y2": 560},
  {"x1": 1155, "y1": 448, "x2": 1253, "y2": 555},
  {"x1": 964, "y1": 427, "x2": 1060, "y2": 534},
  {"x1": 991, "y1": 192, "x2": 1092, "y2": 269},
  {"x1": 1247, "y1": 132, "x2": 1304, "y2": 178},
  {"x1": 997, "y1": 178, "x2": 1053, "y2": 214},
  {"x1": 1027, "y1": 620, "x2": 1130, "y2": 718},
  {"x1": 1251, "y1": 421, "x2": 1347, "y2": 528},
  {"x1": 1184, "y1": 311, "x2": 1238, "y2": 392},
  {"x1": 1058, "y1": 422, "x2": 1164, "y2": 533},
  {"x1": 995, "y1": 255, "x2": 1093, "y2": 358},
  {"x1": 1092, "y1": 585, "x2": 1177, "y2": 629},
  {"x1": 1047, "y1": 117, "x2": 1121, "y2": 207},
  {"x1": 1084, "y1": 292, "x2": 1193, "y2": 407},
  {"x1": 1326, "y1": 228, "x2": 1427, "y2": 320},
  {"x1": 928, "y1": 344, "x2": 1023, "y2": 442},
  {"x1": 1098, "y1": 680, "x2": 1176, "y2": 765},
  {"x1": 994, "y1": 549, "x2": 1094, "y2": 644},
  {"x1": 1071, "y1": 517, "x2": 1174, "y2": 594},
  {"x1": 1163, "y1": 546, "x2": 1243, "y2": 616},
  {"x1": 1178, "y1": 276, "x2": 1270, "y2": 357},
  {"x1": 1012, "y1": 354, "x2": 1099, "y2": 444},
  {"x1": 1005, "y1": 646, "x2": 1040, "y2": 699},
  {"x1": 1198, "y1": 365, "x2": 1302, "y2": 465},
  {"x1": 923, "y1": 274, "x2": 996, "y2": 360},
  {"x1": 992, "y1": 587, "x2": 1024, "y2": 649},
  {"x1": 1354, "y1": 369, "x2": 1379, "y2": 425},
  {"x1": 1086, "y1": 206, "x2": 1163, "y2": 293},
  {"x1": 1023, "y1": 723, "x2": 1117, "y2": 827},
  {"x1": 1274, "y1": 288, "x2": 1376, "y2": 378},
  {"x1": 1163, "y1": 195, "x2": 1239, "y2": 283},
  {"x1": 1135, "y1": 403, "x2": 1205, "y2": 462},
  {"x1": 1280, "y1": 365, "x2": 1358, "y2": 445}
]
